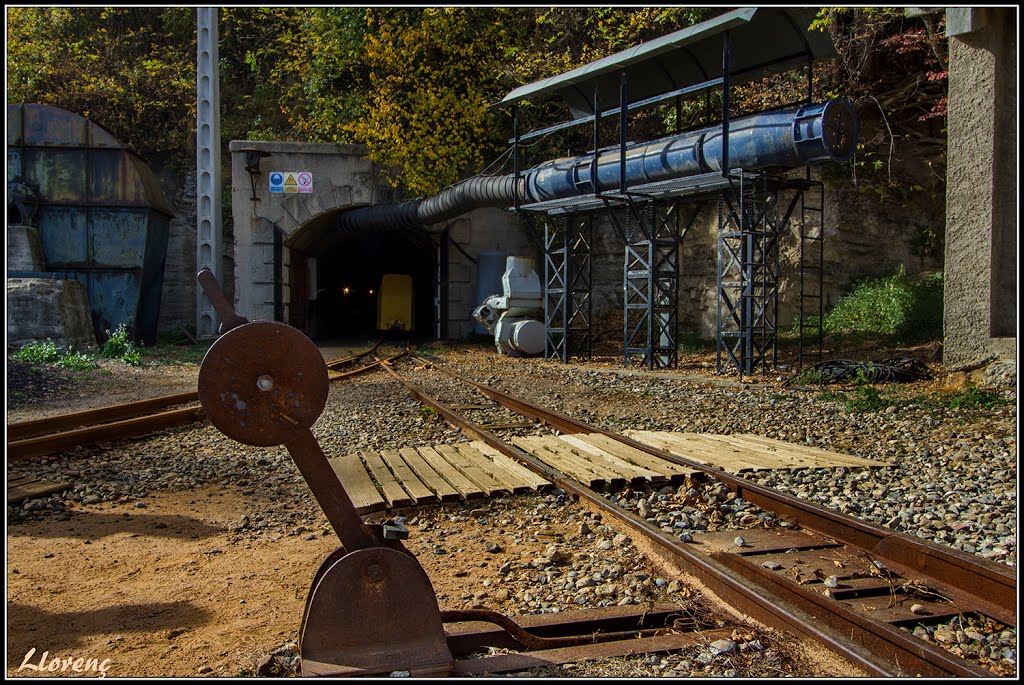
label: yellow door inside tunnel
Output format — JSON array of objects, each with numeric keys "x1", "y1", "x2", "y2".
[
  {"x1": 307, "y1": 228, "x2": 435, "y2": 341},
  {"x1": 377, "y1": 274, "x2": 414, "y2": 332}
]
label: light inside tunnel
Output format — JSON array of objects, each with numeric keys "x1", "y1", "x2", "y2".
[{"x1": 305, "y1": 227, "x2": 436, "y2": 341}]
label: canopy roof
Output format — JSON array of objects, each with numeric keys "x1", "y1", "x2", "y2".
[{"x1": 496, "y1": 7, "x2": 834, "y2": 117}]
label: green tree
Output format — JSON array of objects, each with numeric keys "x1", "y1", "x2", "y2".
[{"x1": 7, "y1": 7, "x2": 196, "y2": 170}]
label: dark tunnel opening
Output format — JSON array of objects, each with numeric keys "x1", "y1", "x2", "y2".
[{"x1": 308, "y1": 229, "x2": 436, "y2": 342}]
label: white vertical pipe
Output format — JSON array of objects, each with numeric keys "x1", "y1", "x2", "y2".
[{"x1": 196, "y1": 7, "x2": 222, "y2": 336}]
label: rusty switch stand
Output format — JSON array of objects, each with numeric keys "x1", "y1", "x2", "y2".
[
  {"x1": 194, "y1": 270, "x2": 698, "y2": 676},
  {"x1": 196, "y1": 269, "x2": 453, "y2": 676}
]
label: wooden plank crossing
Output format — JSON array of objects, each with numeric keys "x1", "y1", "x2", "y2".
[
  {"x1": 326, "y1": 431, "x2": 885, "y2": 515},
  {"x1": 7, "y1": 474, "x2": 71, "y2": 504},
  {"x1": 623, "y1": 430, "x2": 889, "y2": 473}
]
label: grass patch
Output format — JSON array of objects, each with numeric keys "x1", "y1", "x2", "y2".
[
  {"x1": 101, "y1": 323, "x2": 143, "y2": 366},
  {"x1": 923, "y1": 384, "x2": 1008, "y2": 411},
  {"x1": 11, "y1": 340, "x2": 99, "y2": 371},
  {"x1": 419, "y1": 405, "x2": 440, "y2": 420},
  {"x1": 822, "y1": 268, "x2": 943, "y2": 341}
]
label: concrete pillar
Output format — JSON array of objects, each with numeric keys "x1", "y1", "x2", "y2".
[
  {"x1": 943, "y1": 8, "x2": 1017, "y2": 372},
  {"x1": 196, "y1": 7, "x2": 223, "y2": 336}
]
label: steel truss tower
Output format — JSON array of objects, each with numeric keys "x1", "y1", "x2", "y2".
[
  {"x1": 543, "y1": 213, "x2": 593, "y2": 363},
  {"x1": 622, "y1": 200, "x2": 681, "y2": 369}
]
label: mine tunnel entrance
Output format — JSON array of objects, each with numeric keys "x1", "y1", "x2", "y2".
[{"x1": 302, "y1": 227, "x2": 437, "y2": 342}]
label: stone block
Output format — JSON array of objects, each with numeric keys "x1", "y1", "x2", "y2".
[
  {"x1": 7, "y1": 224, "x2": 46, "y2": 272},
  {"x1": 7, "y1": 278, "x2": 97, "y2": 350}
]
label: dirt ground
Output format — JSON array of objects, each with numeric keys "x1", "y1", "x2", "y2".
[{"x1": 5, "y1": 336, "x2": 1006, "y2": 678}]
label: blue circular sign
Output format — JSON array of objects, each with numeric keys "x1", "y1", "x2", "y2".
[{"x1": 270, "y1": 172, "x2": 283, "y2": 184}]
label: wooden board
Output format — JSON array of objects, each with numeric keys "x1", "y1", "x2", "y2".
[
  {"x1": 469, "y1": 442, "x2": 552, "y2": 492},
  {"x1": 532, "y1": 435, "x2": 664, "y2": 487},
  {"x1": 734, "y1": 434, "x2": 890, "y2": 468},
  {"x1": 624, "y1": 431, "x2": 889, "y2": 472},
  {"x1": 7, "y1": 476, "x2": 71, "y2": 504},
  {"x1": 663, "y1": 432, "x2": 779, "y2": 472},
  {"x1": 397, "y1": 447, "x2": 462, "y2": 503},
  {"x1": 511, "y1": 435, "x2": 612, "y2": 489},
  {"x1": 625, "y1": 431, "x2": 765, "y2": 473},
  {"x1": 360, "y1": 450, "x2": 414, "y2": 509},
  {"x1": 449, "y1": 444, "x2": 533, "y2": 494},
  {"x1": 379, "y1": 449, "x2": 437, "y2": 505},
  {"x1": 416, "y1": 446, "x2": 485, "y2": 501},
  {"x1": 568, "y1": 433, "x2": 697, "y2": 482},
  {"x1": 328, "y1": 454, "x2": 386, "y2": 515},
  {"x1": 434, "y1": 444, "x2": 510, "y2": 497}
]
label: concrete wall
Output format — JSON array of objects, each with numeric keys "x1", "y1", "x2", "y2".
[
  {"x1": 943, "y1": 8, "x2": 1017, "y2": 373},
  {"x1": 227, "y1": 140, "x2": 536, "y2": 336}
]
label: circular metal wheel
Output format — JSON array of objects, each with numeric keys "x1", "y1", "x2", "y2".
[{"x1": 197, "y1": 321, "x2": 329, "y2": 447}]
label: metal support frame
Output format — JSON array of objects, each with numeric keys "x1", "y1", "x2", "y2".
[
  {"x1": 543, "y1": 213, "x2": 593, "y2": 363},
  {"x1": 623, "y1": 200, "x2": 681, "y2": 370},
  {"x1": 716, "y1": 172, "x2": 781, "y2": 378},
  {"x1": 798, "y1": 179, "x2": 825, "y2": 367}
]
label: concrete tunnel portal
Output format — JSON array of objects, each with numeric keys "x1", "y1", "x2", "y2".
[{"x1": 286, "y1": 208, "x2": 437, "y2": 342}]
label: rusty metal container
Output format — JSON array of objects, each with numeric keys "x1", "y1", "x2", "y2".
[{"x1": 7, "y1": 103, "x2": 173, "y2": 345}]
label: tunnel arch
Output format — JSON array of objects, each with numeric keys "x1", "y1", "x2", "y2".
[{"x1": 285, "y1": 207, "x2": 437, "y2": 341}]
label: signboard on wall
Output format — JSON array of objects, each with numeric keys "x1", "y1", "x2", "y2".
[{"x1": 269, "y1": 171, "x2": 313, "y2": 193}]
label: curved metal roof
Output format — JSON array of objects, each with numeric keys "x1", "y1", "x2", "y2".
[{"x1": 497, "y1": 7, "x2": 834, "y2": 117}]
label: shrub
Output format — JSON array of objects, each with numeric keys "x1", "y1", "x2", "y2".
[
  {"x1": 55, "y1": 351, "x2": 99, "y2": 370},
  {"x1": 824, "y1": 269, "x2": 943, "y2": 340},
  {"x1": 102, "y1": 323, "x2": 143, "y2": 366},
  {"x1": 11, "y1": 340, "x2": 63, "y2": 365}
]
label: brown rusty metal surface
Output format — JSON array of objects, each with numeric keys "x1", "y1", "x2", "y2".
[
  {"x1": 6, "y1": 391, "x2": 200, "y2": 442},
  {"x1": 6, "y1": 406, "x2": 207, "y2": 461},
  {"x1": 709, "y1": 551, "x2": 994, "y2": 677},
  {"x1": 417, "y1": 356, "x2": 1016, "y2": 630},
  {"x1": 197, "y1": 321, "x2": 328, "y2": 447},
  {"x1": 440, "y1": 609, "x2": 680, "y2": 650},
  {"x1": 300, "y1": 547, "x2": 453, "y2": 677},
  {"x1": 451, "y1": 628, "x2": 735, "y2": 676},
  {"x1": 443, "y1": 602, "x2": 685, "y2": 656}
]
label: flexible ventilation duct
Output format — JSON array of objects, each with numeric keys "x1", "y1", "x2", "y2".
[{"x1": 337, "y1": 98, "x2": 858, "y2": 233}]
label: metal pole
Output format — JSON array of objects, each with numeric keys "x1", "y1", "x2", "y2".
[
  {"x1": 592, "y1": 86, "x2": 600, "y2": 196},
  {"x1": 619, "y1": 69, "x2": 628, "y2": 194},
  {"x1": 512, "y1": 105, "x2": 520, "y2": 211},
  {"x1": 196, "y1": 7, "x2": 222, "y2": 338},
  {"x1": 721, "y1": 31, "x2": 731, "y2": 177}
]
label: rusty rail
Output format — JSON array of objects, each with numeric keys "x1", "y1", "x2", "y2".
[
  {"x1": 6, "y1": 351, "x2": 404, "y2": 462},
  {"x1": 414, "y1": 356, "x2": 1016, "y2": 629},
  {"x1": 385, "y1": 357, "x2": 1012, "y2": 677}
]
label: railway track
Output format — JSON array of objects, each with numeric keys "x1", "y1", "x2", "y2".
[
  {"x1": 5, "y1": 342, "x2": 392, "y2": 461},
  {"x1": 382, "y1": 355, "x2": 1015, "y2": 677}
]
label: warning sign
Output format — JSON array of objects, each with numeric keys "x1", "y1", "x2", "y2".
[{"x1": 269, "y1": 171, "x2": 313, "y2": 194}]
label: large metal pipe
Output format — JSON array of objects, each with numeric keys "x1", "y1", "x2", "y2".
[{"x1": 337, "y1": 98, "x2": 857, "y2": 233}]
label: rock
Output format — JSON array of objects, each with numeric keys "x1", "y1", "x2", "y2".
[
  {"x1": 733, "y1": 536, "x2": 746, "y2": 548},
  {"x1": 666, "y1": 579, "x2": 682, "y2": 594},
  {"x1": 577, "y1": 521, "x2": 591, "y2": 536},
  {"x1": 612, "y1": 533, "x2": 629, "y2": 547},
  {"x1": 546, "y1": 545, "x2": 571, "y2": 565},
  {"x1": 761, "y1": 561, "x2": 782, "y2": 571},
  {"x1": 823, "y1": 575, "x2": 840, "y2": 589},
  {"x1": 709, "y1": 639, "x2": 737, "y2": 655},
  {"x1": 255, "y1": 654, "x2": 278, "y2": 676},
  {"x1": 910, "y1": 603, "x2": 928, "y2": 615},
  {"x1": 485, "y1": 542, "x2": 503, "y2": 553},
  {"x1": 198, "y1": 665, "x2": 213, "y2": 674}
]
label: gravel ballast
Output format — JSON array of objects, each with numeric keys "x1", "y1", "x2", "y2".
[{"x1": 6, "y1": 343, "x2": 1017, "y2": 677}]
